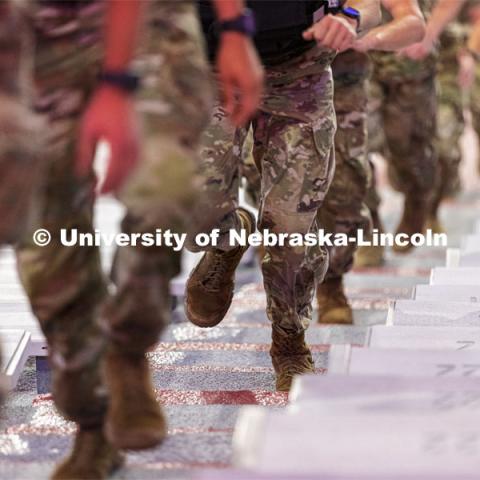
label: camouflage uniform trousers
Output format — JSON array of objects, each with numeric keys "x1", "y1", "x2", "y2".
[
  {"x1": 365, "y1": 55, "x2": 438, "y2": 215},
  {"x1": 431, "y1": 36, "x2": 467, "y2": 214},
  {"x1": 319, "y1": 52, "x2": 371, "y2": 279},
  {"x1": 0, "y1": 1, "x2": 43, "y2": 244},
  {"x1": 471, "y1": 62, "x2": 480, "y2": 160},
  {"x1": 16, "y1": 0, "x2": 213, "y2": 427},
  {"x1": 0, "y1": 1, "x2": 44, "y2": 399},
  {"x1": 188, "y1": 46, "x2": 336, "y2": 336},
  {"x1": 241, "y1": 51, "x2": 371, "y2": 281}
]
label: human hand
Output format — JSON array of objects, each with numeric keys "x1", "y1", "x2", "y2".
[
  {"x1": 303, "y1": 14, "x2": 357, "y2": 52},
  {"x1": 216, "y1": 32, "x2": 264, "y2": 126},
  {"x1": 77, "y1": 85, "x2": 140, "y2": 194}
]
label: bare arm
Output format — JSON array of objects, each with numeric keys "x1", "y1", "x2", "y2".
[
  {"x1": 103, "y1": 0, "x2": 144, "y2": 70},
  {"x1": 354, "y1": 0, "x2": 425, "y2": 52},
  {"x1": 398, "y1": 0, "x2": 467, "y2": 60},
  {"x1": 211, "y1": 0, "x2": 244, "y2": 21},
  {"x1": 468, "y1": 13, "x2": 480, "y2": 54},
  {"x1": 303, "y1": 0, "x2": 381, "y2": 53},
  {"x1": 77, "y1": 0, "x2": 144, "y2": 193},
  {"x1": 346, "y1": 0, "x2": 382, "y2": 33},
  {"x1": 423, "y1": 0, "x2": 467, "y2": 46},
  {"x1": 458, "y1": 4, "x2": 480, "y2": 89},
  {"x1": 211, "y1": 0, "x2": 264, "y2": 126}
]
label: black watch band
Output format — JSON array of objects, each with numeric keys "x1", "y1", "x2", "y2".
[
  {"x1": 98, "y1": 71, "x2": 140, "y2": 93},
  {"x1": 218, "y1": 8, "x2": 256, "y2": 37}
]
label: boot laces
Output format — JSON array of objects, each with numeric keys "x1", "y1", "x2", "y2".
[
  {"x1": 201, "y1": 252, "x2": 229, "y2": 292},
  {"x1": 273, "y1": 336, "x2": 313, "y2": 375}
]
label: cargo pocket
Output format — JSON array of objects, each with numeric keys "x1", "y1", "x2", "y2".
[
  {"x1": 311, "y1": 110, "x2": 336, "y2": 179},
  {"x1": 295, "y1": 113, "x2": 336, "y2": 214}
]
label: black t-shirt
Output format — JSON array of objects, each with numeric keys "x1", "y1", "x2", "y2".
[{"x1": 198, "y1": 0, "x2": 320, "y2": 65}]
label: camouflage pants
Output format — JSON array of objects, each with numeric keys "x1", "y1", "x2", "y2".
[
  {"x1": 471, "y1": 62, "x2": 480, "y2": 148},
  {"x1": 431, "y1": 54, "x2": 465, "y2": 214},
  {"x1": 189, "y1": 47, "x2": 336, "y2": 335},
  {"x1": 366, "y1": 70, "x2": 438, "y2": 214},
  {"x1": 0, "y1": 1, "x2": 43, "y2": 398},
  {"x1": 242, "y1": 53, "x2": 370, "y2": 281},
  {"x1": 16, "y1": 0, "x2": 213, "y2": 427},
  {"x1": 320, "y1": 54, "x2": 371, "y2": 280},
  {"x1": 0, "y1": 1, "x2": 43, "y2": 244}
]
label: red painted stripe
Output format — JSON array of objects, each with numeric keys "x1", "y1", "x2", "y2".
[
  {"x1": 155, "y1": 389, "x2": 289, "y2": 406},
  {"x1": 33, "y1": 389, "x2": 291, "y2": 407}
]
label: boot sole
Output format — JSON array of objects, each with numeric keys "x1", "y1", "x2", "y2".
[
  {"x1": 51, "y1": 450, "x2": 125, "y2": 480},
  {"x1": 185, "y1": 289, "x2": 233, "y2": 328},
  {"x1": 105, "y1": 421, "x2": 167, "y2": 450},
  {"x1": 392, "y1": 243, "x2": 415, "y2": 254},
  {"x1": 275, "y1": 366, "x2": 316, "y2": 392},
  {"x1": 318, "y1": 308, "x2": 353, "y2": 325},
  {"x1": 184, "y1": 207, "x2": 254, "y2": 328}
]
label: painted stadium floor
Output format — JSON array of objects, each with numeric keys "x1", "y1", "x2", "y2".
[{"x1": 1, "y1": 132, "x2": 480, "y2": 479}]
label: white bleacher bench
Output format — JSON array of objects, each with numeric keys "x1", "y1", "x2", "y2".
[
  {"x1": 386, "y1": 299, "x2": 480, "y2": 326},
  {"x1": 367, "y1": 325, "x2": 480, "y2": 351},
  {"x1": 2, "y1": 329, "x2": 31, "y2": 389},
  {"x1": 430, "y1": 267, "x2": 480, "y2": 285},
  {"x1": 327, "y1": 344, "x2": 480, "y2": 378},
  {"x1": 413, "y1": 284, "x2": 480, "y2": 302}
]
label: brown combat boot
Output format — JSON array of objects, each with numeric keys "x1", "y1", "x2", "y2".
[
  {"x1": 104, "y1": 350, "x2": 167, "y2": 450},
  {"x1": 354, "y1": 209, "x2": 385, "y2": 268},
  {"x1": 186, "y1": 208, "x2": 255, "y2": 328},
  {"x1": 317, "y1": 277, "x2": 353, "y2": 324},
  {"x1": 51, "y1": 426, "x2": 123, "y2": 480},
  {"x1": 426, "y1": 215, "x2": 445, "y2": 235},
  {"x1": 393, "y1": 195, "x2": 428, "y2": 253},
  {"x1": 270, "y1": 329, "x2": 315, "y2": 392}
]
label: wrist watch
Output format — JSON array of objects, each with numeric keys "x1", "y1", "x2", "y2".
[
  {"x1": 98, "y1": 71, "x2": 140, "y2": 93},
  {"x1": 315, "y1": 1, "x2": 361, "y2": 33},
  {"x1": 339, "y1": 6, "x2": 361, "y2": 33},
  {"x1": 218, "y1": 8, "x2": 256, "y2": 37}
]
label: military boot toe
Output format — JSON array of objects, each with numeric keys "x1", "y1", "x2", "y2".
[
  {"x1": 393, "y1": 196, "x2": 428, "y2": 254},
  {"x1": 317, "y1": 277, "x2": 353, "y2": 325},
  {"x1": 354, "y1": 245, "x2": 385, "y2": 268},
  {"x1": 185, "y1": 208, "x2": 255, "y2": 328},
  {"x1": 426, "y1": 215, "x2": 445, "y2": 235},
  {"x1": 51, "y1": 427, "x2": 123, "y2": 480},
  {"x1": 270, "y1": 329, "x2": 315, "y2": 392},
  {"x1": 104, "y1": 351, "x2": 167, "y2": 450}
]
